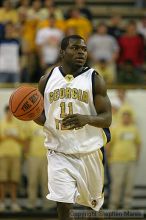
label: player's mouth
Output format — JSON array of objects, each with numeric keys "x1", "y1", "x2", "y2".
[{"x1": 75, "y1": 57, "x2": 85, "y2": 62}]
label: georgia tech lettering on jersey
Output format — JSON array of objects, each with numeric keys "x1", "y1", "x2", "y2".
[
  {"x1": 43, "y1": 66, "x2": 105, "y2": 154},
  {"x1": 49, "y1": 88, "x2": 89, "y2": 104}
]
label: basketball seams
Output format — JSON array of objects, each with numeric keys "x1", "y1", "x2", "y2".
[
  {"x1": 16, "y1": 107, "x2": 43, "y2": 121},
  {"x1": 15, "y1": 95, "x2": 43, "y2": 117},
  {"x1": 11, "y1": 87, "x2": 37, "y2": 113},
  {"x1": 9, "y1": 86, "x2": 44, "y2": 121}
]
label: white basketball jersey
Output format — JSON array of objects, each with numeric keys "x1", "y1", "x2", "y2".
[{"x1": 43, "y1": 66, "x2": 105, "y2": 154}]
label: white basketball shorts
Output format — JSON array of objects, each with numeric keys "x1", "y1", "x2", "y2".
[{"x1": 46, "y1": 148, "x2": 104, "y2": 211}]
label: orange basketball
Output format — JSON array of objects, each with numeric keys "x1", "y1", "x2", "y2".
[{"x1": 9, "y1": 85, "x2": 44, "y2": 121}]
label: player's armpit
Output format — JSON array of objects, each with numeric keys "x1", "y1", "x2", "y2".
[{"x1": 38, "y1": 68, "x2": 54, "y2": 96}]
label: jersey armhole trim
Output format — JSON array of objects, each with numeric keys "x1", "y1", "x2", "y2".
[
  {"x1": 103, "y1": 128, "x2": 111, "y2": 143},
  {"x1": 91, "y1": 70, "x2": 99, "y2": 103}
]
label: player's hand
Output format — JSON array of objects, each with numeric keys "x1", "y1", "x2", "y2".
[{"x1": 62, "y1": 114, "x2": 90, "y2": 129}]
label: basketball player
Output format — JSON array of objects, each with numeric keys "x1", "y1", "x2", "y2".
[{"x1": 34, "y1": 35, "x2": 112, "y2": 220}]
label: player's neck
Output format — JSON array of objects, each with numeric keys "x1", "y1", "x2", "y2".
[{"x1": 61, "y1": 64, "x2": 84, "y2": 76}]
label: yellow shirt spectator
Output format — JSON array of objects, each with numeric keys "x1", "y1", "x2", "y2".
[
  {"x1": 66, "y1": 17, "x2": 92, "y2": 40},
  {"x1": 37, "y1": 19, "x2": 66, "y2": 32},
  {"x1": 93, "y1": 62, "x2": 115, "y2": 84},
  {"x1": 0, "y1": 8, "x2": 18, "y2": 24},
  {"x1": 0, "y1": 117, "x2": 23, "y2": 157},
  {"x1": 16, "y1": 8, "x2": 39, "y2": 52},
  {"x1": 26, "y1": 122, "x2": 46, "y2": 158},
  {"x1": 110, "y1": 124, "x2": 141, "y2": 162},
  {"x1": 118, "y1": 104, "x2": 135, "y2": 122}
]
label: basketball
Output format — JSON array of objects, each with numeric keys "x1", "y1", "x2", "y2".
[{"x1": 9, "y1": 86, "x2": 44, "y2": 121}]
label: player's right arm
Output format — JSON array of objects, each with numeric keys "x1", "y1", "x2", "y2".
[{"x1": 33, "y1": 74, "x2": 48, "y2": 126}]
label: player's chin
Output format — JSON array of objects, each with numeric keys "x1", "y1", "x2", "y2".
[{"x1": 74, "y1": 60, "x2": 85, "y2": 67}]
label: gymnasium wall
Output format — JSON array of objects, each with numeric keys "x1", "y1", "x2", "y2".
[{"x1": 0, "y1": 88, "x2": 146, "y2": 186}]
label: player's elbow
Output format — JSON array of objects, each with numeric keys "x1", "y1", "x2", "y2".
[
  {"x1": 106, "y1": 114, "x2": 112, "y2": 127},
  {"x1": 102, "y1": 113, "x2": 112, "y2": 128}
]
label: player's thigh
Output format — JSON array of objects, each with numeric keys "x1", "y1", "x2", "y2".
[{"x1": 47, "y1": 151, "x2": 77, "y2": 202}]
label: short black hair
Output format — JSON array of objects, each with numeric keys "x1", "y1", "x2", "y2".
[{"x1": 60, "y1": 35, "x2": 84, "y2": 50}]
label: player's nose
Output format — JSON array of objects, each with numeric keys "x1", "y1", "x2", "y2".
[{"x1": 78, "y1": 47, "x2": 85, "y2": 53}]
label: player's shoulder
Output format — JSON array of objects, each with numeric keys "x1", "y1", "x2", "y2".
[
  {"x1": 92, "y1": 69, "x2": 106, "y2": 85},
  {"x1": 92, "y1": 69, "x2": 107, "y2": 95},
  {"x1": 38, "y1": 67, "x2": 56, "y2": 95}
]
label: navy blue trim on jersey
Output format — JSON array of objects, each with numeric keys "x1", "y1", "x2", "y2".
[
  {"x1": 103, "y1": 128, "x2": 111, "y2": 143},
  {"x1": 59, "y1": 66, "x2": 90, "y2": 78},
  {"x1": 45, "y1": 68, "x2": 54, "y2": 84},
  {"x1": 100, "y1": 146, "x2": 105, "y2": 194},
  {"x1": 91, "y1": 70, "x2": 99, "y2": 101},
  {"x1": 100, "y1": 146, "x2": 105, "y2": 164}
]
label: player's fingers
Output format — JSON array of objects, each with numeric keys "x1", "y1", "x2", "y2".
[
  {"x1": 63, "y1": 114, "x2": 77, "y2": 120},
  {"x1": 67, "y1": 125, "x2": 76, "y2": 130},
  {"x1": 67, "y1": 122, "x2": 79, "y2": 130},
  {"x1": 62, "y1": 118, "x2": 77, "y2": 125}
]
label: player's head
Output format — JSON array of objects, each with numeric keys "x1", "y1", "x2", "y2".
[{"x1": 60, "y1": 35, "x2": 87, "y2": 68}]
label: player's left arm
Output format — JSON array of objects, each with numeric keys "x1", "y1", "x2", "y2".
[
  {"x1": 62, "y1": 74, "x2": 112, "y2": 129},
  {"x1": 89, "y1": 73, "x2": 112, "y2": 128}
]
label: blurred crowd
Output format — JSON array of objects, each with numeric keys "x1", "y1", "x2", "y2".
[
  {"x1": 0, "y1": 0, "x2": 146, "y2": 84},
  {"x1": 0, "y1": 105, "x2": 55, "y2": 212},
  {"x1": 0, "y1": 89, "x2": 142, "y2": 212},
  {"x1": 106, "y1": 90, "x2": 141, "y2": 210}
]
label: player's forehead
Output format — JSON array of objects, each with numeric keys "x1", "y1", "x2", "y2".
[{"x1": 68, "y1": 38, "x2": 86, "y2": 47}]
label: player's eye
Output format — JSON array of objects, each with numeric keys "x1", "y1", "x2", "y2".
[
  {"x1": 82, "y1": 47, "x2": 87, "y2": 52},
  {"x1": 72, "y1": 46, "x2": 77, "y2": 50}
]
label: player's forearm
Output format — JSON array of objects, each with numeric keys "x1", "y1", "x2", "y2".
[
  {"x1": 87, "y1": 113, "x2": 112, "y2": 128},
  {"x1": 33, "y1": 111, "x2": 46, "y2": 126}
]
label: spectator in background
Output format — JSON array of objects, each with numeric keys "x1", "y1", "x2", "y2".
[
  {"x1": 36, "y1": 15, "x2": 64, "y2": 73},
  {"x1": 17, "y1": 0, "x2": 30, "y2": 12},
  {"x1": 24, "y1": 122, "x2": 55, "y2": 210},
  {"x1": 108, "y1": 110, "x2": 141, "y2": 209},
  {"x1": 88, "y1": 22, "x2": 119, "y2": 82},
  {"x1": 110, "y1": 98, "x2": 121, "y2": 128},
  {"x1": 27, "y1": 0, "x2": 42, "y2": 21},
  {"x1": 39, "y1": 0, "x2": 64, "y2": 20},
  {"x1": 16, "y1": 8, "x2": 38, "y2": 82},
  {"x1": 94, "y1": 58, "x2": 116, "y2": 84},
  {"x1": 65, "y1": 8, "x2": 92, "y2": 40},
  {"x1": 118, "y1": 20, "x2": 145, "y2": 68},
  {"x1": 74, "y1": 0, "x2": 93, "y2": 21},
  {"x1": 135, "y1": 0, "x2": 146, "y2": 8},
  {"x1": 0, "y1": 22, "x2": 21, "y2": 83},
  {"x1": 118, "y1": 60, "x2": 143, "y2": 84},
  {"x1": 0, "y1": 23, "x2": 5, "y2": 40},
  {"x1": 116, "y1": 89, "x2": 136, "y2": 122},
  {"x1": 108, "y1": 15, "x2": 124, "y2": 39},
  {"x1": 9, "y1": 0, "x2": 19, "y2": 7},
  {"x1": 0, "y1": 106, "x2": 23, "y2": 212},
  {"x1": 137, "y1": 15, "x2": 146, "y2": 42},
  {"x1": 0, "y1": 0, "x2": 18, "y2": 24}
]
